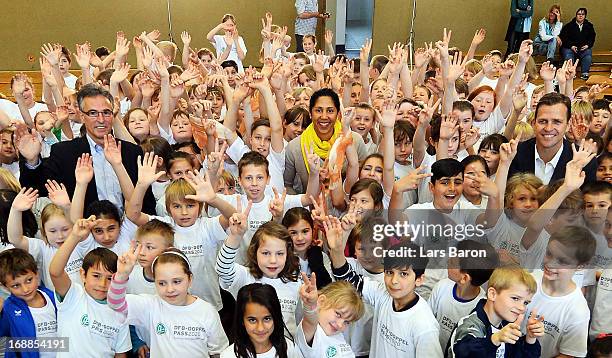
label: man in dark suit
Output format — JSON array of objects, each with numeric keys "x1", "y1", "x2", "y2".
[
  {"x1": 17, "y1": 83, "x2": 156, "y2": 214},
  {"x1": 508, "y1": 92, "x2": 597, "y2": 184}
]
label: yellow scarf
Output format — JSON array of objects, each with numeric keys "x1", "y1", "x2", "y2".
[{"x1": 300, "y1": 120, "x2": 342, "y2": 173}]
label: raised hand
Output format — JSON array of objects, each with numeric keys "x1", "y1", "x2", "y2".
[
  {"x1": 464, "y1": 127, "x2": 480, "y2": 148},
  {"x1": 394, "y1": 165, "x2": 432, "y2": 192},
  {"x1": 539, "y1": 61, "x2": 556, "y2": 82},
  {"x1": 525, "y1": 309, "x2": 545, "y2": 343},
  {"x1": 169, "y1": 74, "x2": 186, "y2": 98},
  {"x1": 12, "y1": 187, "x2": 38, "y2": 212},
  {"x1": 111, "y1": 63, "x2": 131, "y2": 84},
  {"x1": 146, "y1": 29, "x2": 161, "y2": 43},
  {"x1": 181, "y1": 31, "x2": 192, "y2": 46},
  {"x1": 40, "y1": 43, "x2": 61, "y2": 67},
  {"x1": 14, "y1": 125, "x2": 42, "y2": 163},
  {"x1": 310, "y1": 193, "x2": 328, "y2": 225},
  {"x1": 137, "y1": 152, "x2": 165, "y2": 186},
  {"x1": 492, "y1": 315, "x2": 524, "y2": 345},
  {"x1": 568, "y1": 113, "x2": 589, "y2": 142},
  {"x1": 269, "y1": 187, "x2": 287, "y2": 220},
  {"x1": 184, "y1": 170, "x2": 217, "y2": 203},
  {"x1": 103, "y1": 135, "x2": 123, "y2": 166},
  {"x1": 305, "y1": 144, "x2": 321, "y2": 174},
  {"x1": 498, "y1": 60, "x2": 516, "y2": 79},
  {"x1": 571, "y1": 138, "x2": 597, "y2": 167},
  {"x1": 469, "y1": 173, "x2": 498, "y2": 197},
  {"x1": 435, "y1": 28, "x2": 452, "y2": 54},
  {"x1": 518, "y1": 39, "x2": 533, "y2": 63},
  {"x1": 115, "y1": 32, "x2": 131, "y2": 58},
  {"x1": 75, "y1": 43, "x2": 91, "y2": 69},
  {"x1": 322, "y1": 216, "x2": 344, "y2": 252},
  {"x1": 414, "y1": 46, "x2": 431, "y2": 69},
  {"x1": 71, "y1": 215, "x2": 98, "y2": 241},
  {"x1": 228, "y1": 198, "x2": 251, "y2": 238},
  {"x1": 565, "y1": 59, "x2": 579, "y2": 80},
  {"x1": 75, "y1": 153, "x2": 94, "y2": 185},
  {"x1": 512, "y1": 86, "x2": 528, "y2": 111},
  {"x1": 116, "y1": 241, "x2": 141, "y2": 279},
  {"x1": 45, "y1": 180, "x2": 71, "y2": 208},
  {"x1": 472, "y1": 28, "x2": 486, "y2": 46},
  {"x1": 380, "y1": 100, "x2": 397, "y2": 129},
  {"x1": 299, "y1": 272, "x2": 318, "y2": 309},
  {"x1": 313, "y1": 51, "x2": 326, "y2": 73},
  {"x1": 11, "y1": 73, "x2": 28, "y2": 96},
  {"x1": 446, "y1": 51, "x2": 466, "y2": 82},
  {"x1": 439, "y1": 114, "x2": 459, "y2": 140},
  {"x1": 499, "y1": 135, "x2": 520, "y2": 164},
  {"x1": 248, "y1": 71, "x2": 271, "y2": 92},
  {"x1": 359, "y1": 38, "x2": 372, "y2": 63}
]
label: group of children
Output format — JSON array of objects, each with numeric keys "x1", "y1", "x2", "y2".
[{"x1": 0, "y1": 7, "x2": 611, "y2": 358}]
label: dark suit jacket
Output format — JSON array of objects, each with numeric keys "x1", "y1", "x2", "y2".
[
  {"x1": 508, "y1": 137, "x2": 597, "y2": 184},
  {"x1": 19, "y1": 136, "x2": 156, "y2": 214}
]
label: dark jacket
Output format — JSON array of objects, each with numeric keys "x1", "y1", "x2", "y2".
[
  {"x1": 559, "y1": 18, "x2": 596, "y2": 49},
  {"x1": 505, "y1": 0, "x2": 533, "y2": 40},
  {"x1": 447, "y1": 299, "x2": 541, "y2": 358},
  {"x1": 0, "y1": 287, "x2": 57, "y2": 358},
  {"x1": 19, "y1": 135, "x2": 156, "y2": 214},
  {"x1": 508, "y1": 137, "x2": 597, "y2": 184}
]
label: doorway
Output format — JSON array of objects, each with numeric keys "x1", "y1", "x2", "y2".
[{"x1": 345, "y1": 0, "x2": 373, "y2": 55}]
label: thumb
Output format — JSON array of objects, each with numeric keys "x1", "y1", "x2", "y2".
[
  {"x1": 529, "y1": 309, "x2": 538, "y2": 323},
  {"x1": 515, "y1": 312, "x2": 525, "y2": 326}
]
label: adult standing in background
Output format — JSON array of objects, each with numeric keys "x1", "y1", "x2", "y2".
[
  {"x1": 533, "y1": 5, "x2": 562, "y2": 63},
  {"x1": 294, "y1": 0, "x2": 330, "y2": 53},
  {"x1": 560, "y1": 8, "x2": 596, "y2": 80},
  {"x1": 504, "y1": 0, "x2": 534, "y2": 59}
]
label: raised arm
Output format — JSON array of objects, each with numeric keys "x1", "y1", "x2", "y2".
[
  {"x1": 157, "y1": 57, "x2": 173, "y2": 133},
  {"x1": 359, "y1": 39, "x2": 372, "y2": 103},
  {"x1": 465, "y1": 28, "x2": 486, "y2": 61},
  {"x1": 437, "y1": 115, "x2": 459, "y2": 161},
  {"x1": 74, "y1": 43, "x2": 94, "y2": 86},
  {"x1": 299, "y1": 272, "x2": 320, "y2": 344},
  {"x1": 70, "y1": 154, "x2": 93, "y2": 223},
  {"x1": 206, "y1": 22, "x2": 225, "y2": 43},
  {"x1": 250, "y1": 73, "x2": 284, "y2": 153},
  {"x1": 215, "y1": 201, "x2": 251, "y2": 287},
  {"x1": 184, "y1": 170, "x2": 235, "y2": 229},
  {"x1": 11, "y1": 74, "x2": 34, "y2": 127},
  {"x1": 503, "y1": 87, "x2": 527, "y2": 139},
  {"x1": 380, "y1": 101, "x2": 396, "y2": 195},
  {"x1": 8, "y1": 188, "x2": 38, "y2": 250},
  {"x1": 103, "y1": 135, "x2": 135, "y2": 200},
  {"x1": 126, "y1": 153, "x2": 164, "y2": 226},
  {"x1": 499, "y1": 40, "x2": 533, "y2": 118},
  {"x1": 180, "y1": 31, "x2": 192, "y2": 69}
]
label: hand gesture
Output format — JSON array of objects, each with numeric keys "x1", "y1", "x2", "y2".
[
  {"x1": 568, "y1": 113, "x2": 589, "y2": 142},
  {"x1": 439, "y1": 114, "x2": 459, "y2": 141},
  {"x1": 447, "y1": 51, "x2": 466, "y2": 82},
  {"x1": 498, "y1": 60, "x2": 515, "y2": 78},
  {"x1": 512, "y1": 86, "x2": 528, "y2": 111},
  {"x1": 525, "y1": 309, "x2": 545, "y2": 342},
  {"x1": 110, "y1": 63, "x2": 131, "y2": 84},
  {"x1": 394, "y1": 165, "x2": 432, "y2": 192},
  {"x1": 539, "y1": 61, "x2": 556, "y2": 82},
  {"x1": 565, "y1": 59, "x2": 579, "y2": 80},
  {"x1": 380, "y1": 100, "x2": 397, "y2": 129},
  {"x1": 322, "y1": 216, "x2": 344, "y2": 252},
  {"x1": 75, "y1": 153, "x2": 94, "y2": 185},
  {"x1": 72, "y1": 215, "x2": 97, "y2": 241},
  {"x1": 313, "y1": 51, "x2": 326, "y2": 73},
  {"x1": 115, "y1": 32, "x2": 131, "y2": 58},
  {"x1": 137, "y1": 152, "x2": 165, "y2": 186},
  {"x1": 471, "y1": 28, "x2": 486, "y2": 46},
  {"x1": 11, "y1": 73, "x2": 28, "y2": 96},
  {"x1": 181, "y1": 31, "x2": 191, "y2": 46},
  {"x1": 45, "y1": 180, "x2": 71, "y2": 208},
  {"x1": 518, "y1": 39, "x2": 533, "y2": 63},
  {"x1": 228, "y1": 198, "x2": 251, "y2": 237},
  {"x1": 325, "y1": 29, "x2": 334, "y2": 45},
  {"x1": 142, "y1": 46, "x2": 155, "y2": 70},
  {"x1": 248, "y1": 71, "x2": 271, "y2": 92},
  {"x1": 435, "y1": 28, "x2": 452, "y2": 54},
  {"x1": 55, "y1": 105, "x2": 69, "y2": 123},
  {"x1": 555, "y1": 61, "x2": 568, "y2": 85},
  {"x1": 414, "y1": 46, "x2": 431, "y2": 69},
  {"x1": 299, "y1": 272, "x2": 318, "y2": 309},
  {"x1": 341, "y1": 202, "x2": 362, "y2": 231},
  {"x1": 75, "y1": 43, "x2": 91, "y2": 69},
  {"x1": 12, "y1": 187, "x2": 38, "y2": 212},
  {"x1": 40, "y1": 43, "x2": 61, "y2": 67},
  {"x1": 492, "y1": 315, "x2": 524, "y2": 345},
  {"x1": 269, "y1": 187, "x2": 287, "y2": 220},
  {"x1": 499, "y1": 135, "x2": 520, "y2": 164},
  {"x1": 588, "y1": 84, "x2": 610, "y2": 101},
  {"x1": 305, "y1": 144, "x2": 321, "y2": 174},
  {"x1": 14, "y1": 125, "x2": 42, "y2": 163},
  {"x1": 169, "y1": 74, "x2": 185, "y2": 98},
  {"x1": 469, "y1": 173, "x2": 498, "y2": 197},
  {"x1": 103, "y1": 135, "x2": 123, "y2": 166},
  {"x1": 359, "y1": 38, "x2": 372, "y2": 63},
  {"x1": 116, "y1": 241, "x2": 141, "y2": 279},
  {"x1": 464, "y1": 127, "x2": 480, "y2": 148},
  {"x1": 571, "y1": 138, "x2": 597, "y2": 168},
  {"x1": 184, "y1": 170, "x2": 218, "y2": 203}
]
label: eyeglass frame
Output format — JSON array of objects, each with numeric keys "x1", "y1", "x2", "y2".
[{"x1": 80, "y1": 109, "x2": 114, "y2": 119}]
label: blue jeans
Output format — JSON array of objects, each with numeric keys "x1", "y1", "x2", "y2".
[
  {"x1": 533, "y1": 37, "x2": 557, "y2": 59},
  {"x1": 561, "y1": 47, "x2": 592, "y2": 74}
]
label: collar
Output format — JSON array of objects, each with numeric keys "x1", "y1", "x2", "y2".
[
  {"x1": 534, "y1": 141, "x2": 564, "y2": 167},
  {"x1": 85, "y1": 134, "x2": 104, "y2": 153}
]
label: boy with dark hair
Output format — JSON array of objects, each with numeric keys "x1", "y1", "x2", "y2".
[
  {"x1": 220, "y1": 60, "x2": 238, "y2": 88},
  {"x1": 369, "y1": 55, "x2": 389, "y2": 81},
  {"x1": 429, "y1": 240, "x2": 500, "y2": 350},
  {"x1": 590, "y1": 99, "x2": 610, "y2": 135},
  {"x1": 448, "y1": 265, "x2": 543, "y2": 357},
  {"x1": 0, "y1": 249, "x2": 58, "y2": 357}
]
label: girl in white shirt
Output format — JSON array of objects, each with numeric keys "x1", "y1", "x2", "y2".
[
  {"x1": 206, "y1": 14, "x2": 247, "y2": 73},
  {"x1": 221, "y1": 283, "x2": 300, "y2": 358},
  {"x1": 108, "y1": 247, "x2": 229, "y2": 358}
]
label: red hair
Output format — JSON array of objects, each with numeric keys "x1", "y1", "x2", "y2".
[{"x1": 468, "y1": 85, "x2": 497, "y2": 107}]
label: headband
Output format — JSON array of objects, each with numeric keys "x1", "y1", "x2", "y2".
[{"x1": 151, "y1": 249, "x2": 192, "y2": 273}]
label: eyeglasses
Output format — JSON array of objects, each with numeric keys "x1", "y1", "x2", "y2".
[
  {"x1": 82, "y1": 109, "x2": 114, "y2": 118},
  {"x1": 577, "y1": 12, "x2": 586, "y2": 15}
]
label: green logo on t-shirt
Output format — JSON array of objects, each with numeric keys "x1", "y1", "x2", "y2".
[
  {"x1": 80, "y1": 314, "x2": 90, "y2": 327},
  {"x1": 326, "y1": 346, "x2": 337, "y2": 358},
  {"x1": 156, "y1": 323, "x2": 167, "y2": 335}
]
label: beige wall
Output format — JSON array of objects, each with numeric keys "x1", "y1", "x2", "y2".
[{"x1": 372, "y1": 0, "x2": 610, "y2": 59}]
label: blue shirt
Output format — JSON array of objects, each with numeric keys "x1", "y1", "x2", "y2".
[{"x1": 85, "y1": 135, "x2": 124, "y2": 212}]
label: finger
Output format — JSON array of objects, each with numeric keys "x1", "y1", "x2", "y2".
[{"x1": 244, "y1": 200, "x2": 253, "y2": 216}]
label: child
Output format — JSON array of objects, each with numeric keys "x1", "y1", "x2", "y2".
[
  {"x1": 448, "y1": 265, "x2": 543, "y2": 357},
  {"x1": 206, "y1": 14, "x2": 247, "y2": 73},
  {"x1": 596, "y1": 152, "x2": 612, "y2": 184},
  {"x1": 140, "y1": 137, "x2": 173, "y2": 202},
  {"x1": 282, "y1": 207, "x2": 332, "y2": 288},
  {"x1": 478, "y1": 134, "x2": 508, "y2": 179},
  {"x1": 108, "y1": 246, "x2": 229, "y2": 357},
  {"x1": 221, "y1": 283, "x2": 301, "y2": 358},
  {"x1": 282, "y1": 106, "x2": 310, "y2": 144},
  {"x1": 216, "y1": 204, "x2": 301, "y2": 336},
  {"x1": 126, "y1": 152, "x2": 235, "y2": 312},
  {"x1": 349, "y1": 103, "x2": 378, "y2": 155},
  {"x1": 0, "y1": 249, "x2": 58, "y2": 356},
  {"x1": 590, "y1": 267, "x2": 612, "y2": 341},
  {"x1": 156, "y1": 151, "x2": 195, "y2": 216},
  {"x1": 49, "y1": 216, "x2": 131, "y2": 357},
  {"x1": 297, "y1": 273, "x2": 364, "y2": 358},
  {"x1": 460, "y1": 155, "x2": 491, "y2": 208},
  {"x1": 428, "y1": 240, "x2": 499, "y2": 350},
  {"x1": 525, "y1": 226, "x2": 596, "y2": 357},
  {"x1": 590, "y1": 99, "x2": 611, "y2": 136},
  {"x1": 582, "y1": 181, "x2": 612, "y2": 271},
  {"x1": 33, "y1": 111, "x2": 60, "y2": 159}
]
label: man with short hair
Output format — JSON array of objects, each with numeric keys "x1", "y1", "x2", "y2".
[
  {"x1": 17, "y1": 83, "x2": 155, "y2": 213},
  {"x1": 508, "y1": 92, "x2": 597, "y2": 184},
  {"x1": 294, "y1": 0, "x2": 329, "y2": 53},
  {"x1": 560, "y1": 7, "x2": 596, "y2": 80}
]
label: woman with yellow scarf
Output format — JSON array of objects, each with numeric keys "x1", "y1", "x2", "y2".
[{"x1": 284, "y1": 88, "x2": 369, "y2": 194}]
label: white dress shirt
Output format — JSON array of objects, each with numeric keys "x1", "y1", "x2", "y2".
[
  {"x1": 85, "y1": 135, "x2": 124, "y2": 212},
  {"x1": 534, "y1": 143, "x2": 564, "y2": 184}
]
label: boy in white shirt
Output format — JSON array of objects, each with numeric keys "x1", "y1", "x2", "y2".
[
  {"x1": 582, "y1": 182, "x2": 612, "y2": 272},
  {"x1": 49, "y1": 216, "x2": 131, "y2": 357}
]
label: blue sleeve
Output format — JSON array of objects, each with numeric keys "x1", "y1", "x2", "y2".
[
  {"x1": 509, "y1": 336, "x2": 541, "y2": 358},
  {"x1": 0, "y1": 308, "x2": 11, "y2": 337},
  {"x1": 129, "y1": 325, "x2": 146, "y2": 353},
  {"x1": 452, "y1": 333, "x2": 499, "y2": 358}
]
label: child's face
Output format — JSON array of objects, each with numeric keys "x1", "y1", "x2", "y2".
[
  {"x1": 91, "y1": 218, "x2": 120, "y2": 248},
  {"x1": 462, "y1": 70, "x2": 476, "y2": 83},
  {"x1": 223, "y1": 67, "x2": 237, "y2": 87},
  {"x1": 350, "y1": 85, "x2": 361, "y2": 107},
  {"x1": 430, "y1": 174, "x2": 463, "y2": 211},
  {"x1": 35, "y1": 112, "x2": 55, "y2": 133},
  {"x1": 283, "y1": 115, "x2": 304, "y2": 141},
  {"x1": 394, "y1": 136, "x2": 413, "y2": 165},
  {"x1": 200, "y1": 54, "x2": 213, "y2": 66},
  {"x1": 155, "y1": 262, "x2": 192, "y2": 305},
  {"x1": 509, "y1": 186, "x2": 539, "y2": 225},
  {"x1": 360, "y1": 157, "x2": 383, "y2": 182},
  {"x1": 256, "y1": 236, "x2": 287, "y2": 279},
  {"x1": 127, "y1": 110, "x2": 150, "y2": 140},
  {"x1": 207, "y1": 94, "x2": 224, "y2": 116},
  {"x1": 216, "y1": 178, "x2": 236, "y2": 195},
  {"x1": 4, "y1": 271, "x2": 40, "y2": 304},
  {"x1": 437, "y1": 131, "x2": 461, "y2": 158},
  {"x1": 453, "y1": 109, "x2": 473, "y2": 134},
  {"x1": 471, "y1": 91, "x2": 495, "y2": 121},
  {"x1": 543, "y1": 240, "x2": 581, "y2": 282},
  {"x1": 396, "y1": 102, "x2": 419, "y2": 127},
  {"x1": 590, "y1": 109, "x2": 611, "y2": 134},
  {"x1": 58, "y1": 55, "x2": 70, "y2": 74},
  {"x1": 0, "y1": 132, "x2": 17, "y2": 163},
  {"x1": 317, "y1": 300, "x2": 354, "y2": 336},
  {"x1": 136, "y1": 233, "x2": 170, "y2": 272},
  {"x1": 488, "y1": 284, "x2": 532, "y2": 323},
  {"x1": 574, "y1": 91, "x2": 588, "y2": 102},
  {"x1": 239, "y1": 164, "x2": 269, "y2": 202},
  {"x1": 170, "y1": 114, "x2": 193, "y2": 143},
  {"x1": 302, "y1": 38, "x2": 316, "y2": 54},
  {"x1": 383, "y1": 267, "x2": 422, "y2": 302},
  {"x1": 293, "y1": 58, "x2": 307, "y2": 76},
  {"x1": 295, "y1": 91, "x2": 311, "y2": 110},
  {"x1": 251, "y1": 125, "x2": 272, "y2": 158},
  {"x1": 370, "y1": 80, "x2": 387, "y2": 100},
  {"x1": 350, "y1": 189, "x2": 377, "y2": 216},
  {"x1": 530, "y1": 91, "x2": 544, "y2": 112},
  {"x1": 80, "y1": 263, "x2": 113, "y2": 301},
  {"x1": 350, "y1": 108, "x2": 375, "y2": 139},
  {"x1": 583, "y1": 193, "x2": 611, "y2": 228},
  {"x1": 44, "y1": 215, "x2": 72, "y2": 248},
  {"x1": 168, "y1": 159, "x2": 194, "y2": 180},
  {"x1": 463, "y1": 161, "x2": 488, "y2": 198},
  {"x1": 168, "y1": 199, "x2": 200, "y2": 227},
  {"x1": 243, "y1": 302, "x2": 274, "y2": 347},
  {"x1": 288, "y1": 219, "x2": 313, "y2": 255},
  {"x1": 176, "y1": 147, "x2": 202, "y2": 172},
  {"x1": 605, "y1": 210, "x2": 612, "y2": 248},
  {"x1": 355, "y1": 239, "x2": 383, "y2": 271},
  {"x1": 478, "y1": 146, "x2": 500, "y2": 174},
  {"x1": 412, "y1": 87, "x2": 430, "y2": 103}
]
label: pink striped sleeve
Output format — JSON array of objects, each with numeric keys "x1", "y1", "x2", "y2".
[{"x1": 108, "y1": 274, "x2": 129, "y2": 315}]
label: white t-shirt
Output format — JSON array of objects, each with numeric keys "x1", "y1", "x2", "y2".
[
  {"x1": 485, "y1": 212, "x2": 526, "y2": 263},
  {"x1": 150, "y1": 215, "x2": 227, "y2": 310},
  {"x1": 527, "y1": 270, "x2": 590, "y2": 358},
  {"x1": 361, "y1": 278, "x2": 443, "y2": 357},
  {"x1": 590, "y1": 268, "x2": 612, "y2": 340},
  {"x1": 125, "y1": 294, "x2": 228, "y2": 357},
  {"x1": 221, "y1": 339, "x2": 300, "y2": 358},
  {"x1": 83, "y1": 218, "x2": 138, "y2": 257},
  {"x1": 472, "y1": 107, "x2": 507, "y2": 139},
  {"x1": 0, "y1": 99, "x2": 48, "y2": 122},
  {"x1": 213, "y1": 35, "x2": 247, "y2": 73},
  {"x1": 55, "y1": 283, "x2": 131, "y2": 357},
  {"x1": 591, "y1": 232, "x2": 612, "y2": 271},
  {"x1": 428, "y1": 278, "x2": 486, "y2": 350},
  {"x1": 478, "y1": 77, "x2": 498, "y2": 90},
  {"x1": 394, "y1": 161, "x2": 418, "y2": 210},
  {"x1": 30, "y1": 290, "x2": 58, "y2": 358},
  {"x1": 416, "y1": 153, "x2": 436, "y2": 204},
  {"x1": 64, "y1": 73, "x2": 78, "y2": 90},
  {"x1": 27, "y1": 237, "x2": 87, "y2": 289},
  {"x1": 297, "y1": 322, "x2": 354, "y2": 358},
  {"x1": 520, "y1": 230, "x2": 549, "y2": 270}
]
